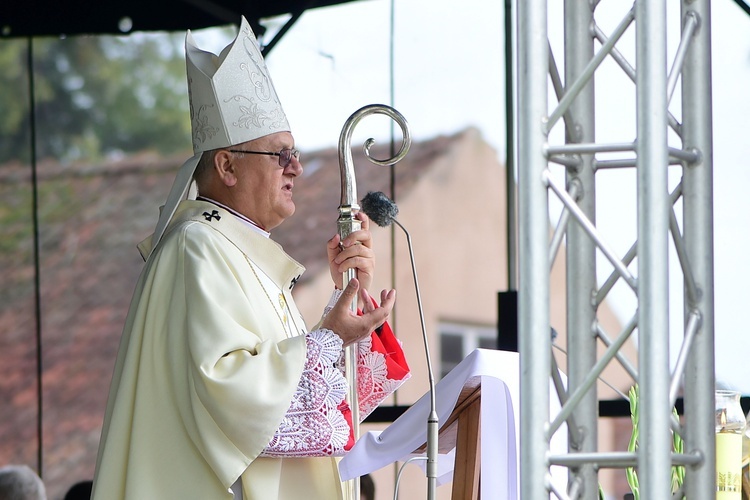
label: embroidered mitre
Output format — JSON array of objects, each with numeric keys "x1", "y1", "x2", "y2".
[
  {"x1": 185, "y1": 16, "x2": 291, "y2": 153},
  {"x1": 139, "y1": 17, "x2": 292, "y2": 260}
]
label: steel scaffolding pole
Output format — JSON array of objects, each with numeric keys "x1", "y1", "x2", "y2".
[
  {"x1": 681, "y1": 0, "x2": 716, "y2": 496},
  {"x1": 635, "y1": 0, "x2": 673, "y2": 497},
  {"x1": 563, "y1": 0, "x2": 598, "y2": 497},
  {"x1": 517, "y1": 0, "x2": 551, "y2": 496},
  {"x1": 515, "y1": 0, "x2": 716, "y2": 496}
]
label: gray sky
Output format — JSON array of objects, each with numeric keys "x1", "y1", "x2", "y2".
[{"x1": 195, "y1": 0, "x2": 750, "y2": 395}]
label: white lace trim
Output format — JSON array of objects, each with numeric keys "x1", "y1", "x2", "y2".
[
  {"x1": 260, "y1": 315, "x2": 409, "y2": 457},
  {"x1": 356, "y1": 336, "x2": 409, "y2": 419},
  {"x1": 260, "y1": 329, "x2": 349, "y2": 457},
  {"x1": 323, "y1": 288, "x2": 344, "y2": 317}
]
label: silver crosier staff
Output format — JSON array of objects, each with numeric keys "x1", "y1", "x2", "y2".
[{"x1": 336, "y1": 104, "x2": 411, "y2": 500}]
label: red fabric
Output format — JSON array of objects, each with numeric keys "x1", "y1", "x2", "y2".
[
  {"x1": 368, "y1": 320, "x2": 410, "y2": 381},
  {"x1": 358, "y1": 296, "x2": 410, "y2": 381},
  {"x1": 338, "y1": 401, "x2": 355, "y2": 451}
]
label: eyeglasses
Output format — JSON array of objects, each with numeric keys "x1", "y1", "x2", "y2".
[{"x1": 227, "y1": 148, "x2": 301, "y2": 168}]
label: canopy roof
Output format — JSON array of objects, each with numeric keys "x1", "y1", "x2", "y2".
[
  {"x1": 3, "y1": 0, "x2": 747, "y2": 40},
  {"x1": 0, "y1": 0, "x2": 357, "y2": 38}
]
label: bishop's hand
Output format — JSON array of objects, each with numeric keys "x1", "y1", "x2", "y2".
[
  {"x1": 326, "y1": 212, "x2": 375, "y2": 294},
  {"x1": 321, "y1": 278, "x2": 395, "y2": 347}
]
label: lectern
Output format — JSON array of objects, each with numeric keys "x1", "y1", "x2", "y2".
[
  {"x1": 339, "y1": 349, "x2": 520, "y2": 499},
  {"x1": 413, "y1": 376, "x2": 483, "y2": 499}
]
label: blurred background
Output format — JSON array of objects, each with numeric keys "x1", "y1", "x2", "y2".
[{"x1": 1, "y1": 0, "x2": 749, "y2": 498}]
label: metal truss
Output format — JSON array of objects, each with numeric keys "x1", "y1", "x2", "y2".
[{"x1": 516, "y1": 0, "x2": 715, "y2": 498}]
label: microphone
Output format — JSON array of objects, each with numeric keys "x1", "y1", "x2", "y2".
[
  {"x1": 361, "y1": 191, "x2": 400, "y2": 227},
  {"x1": 361, "y1": 191, "x2": 439, "y2": 500}
]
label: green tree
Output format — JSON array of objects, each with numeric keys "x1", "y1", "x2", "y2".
[
  {"x1": 0, "y1": 31, "x2": 195, "y2": 164},
  {"x1": 0, "y1": 39, "x2": 32, "y2": 163}
]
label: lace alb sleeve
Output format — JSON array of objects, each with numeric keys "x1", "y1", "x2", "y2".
[
  {"x1": 259, "y1": 328, "x2": 354, "y2": 457},
  {"x1": 323, "y1": 288, "x2": 411, "y2": 422},
  {"x1": 355, "y1": 333, "x2": 411, "y2": 420}
]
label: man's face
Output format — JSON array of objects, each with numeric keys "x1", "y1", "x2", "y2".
[{"x1": 226, "y1": 131, "x2": 302, "y2": 231}]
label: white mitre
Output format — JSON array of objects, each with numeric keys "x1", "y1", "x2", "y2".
[
  {"x1": 186, "y1": 16, "x2": 290, "y2": 153},
  {"x1": 139, "y1": 16, "x2": 290, "y2": 260}
]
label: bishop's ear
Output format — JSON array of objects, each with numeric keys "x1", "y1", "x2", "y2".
[{"x1": 214, "y1": 150, "x2": 238, "y2": 187}]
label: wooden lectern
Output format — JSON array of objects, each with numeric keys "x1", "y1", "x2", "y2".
[
  {"x1": 339, "y1": 349, "x2": 519, "y2": 500},
  {"x1": 414, "y1": 378, "x2": 483, "y2": 499}
]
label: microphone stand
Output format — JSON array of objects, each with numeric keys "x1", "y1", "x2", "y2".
[
  {"x1": 390, "y1": 217, "x2": 438, "y2": 500},
  {"x1": 360, "y1": 190, "x2": 438, "y2": 500},
  {"x1": 337, "y1": 105, "x2": 411, "y2": 500}
]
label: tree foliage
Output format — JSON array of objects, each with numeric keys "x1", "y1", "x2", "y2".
[{"x1": 0, "y1": 32, "x2": 194, "y2": 164}]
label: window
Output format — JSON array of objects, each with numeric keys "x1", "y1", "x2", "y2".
[{"x1": 439, "y1": 322, "x2": 497, "y2": 379}]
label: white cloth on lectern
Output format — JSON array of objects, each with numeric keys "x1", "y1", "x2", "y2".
[{"x1": 339, "y1": 349, "x2": 519, "y2": 499}]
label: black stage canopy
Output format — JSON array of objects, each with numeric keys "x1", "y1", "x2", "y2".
[
  {"x1": 3, "y1": 0, "x2": 747, "y2": 40},
  {"x1": 0, "y1": 0, "x2": 358, "y2": 39}
]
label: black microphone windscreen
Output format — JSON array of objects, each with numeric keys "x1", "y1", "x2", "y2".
[{"x1": 361, "y1": 191, "x2": 399, "y2": 227}]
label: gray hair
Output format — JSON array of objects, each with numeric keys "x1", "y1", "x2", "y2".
[
  {"x1": 0, "y1": 465, "x2": 46, "y2": 500},
  {"x1": 193, "y1": 149, "x2": 220, "y2": 193}
]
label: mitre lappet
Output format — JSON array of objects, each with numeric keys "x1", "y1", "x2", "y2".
[{"x1": 138, "y1": 16, "x2": 290, "y2": 260}]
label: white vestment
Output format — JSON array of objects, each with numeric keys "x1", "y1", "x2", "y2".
[{"x1": 92, "y1": 200, "x2": 365, "y2": 499}]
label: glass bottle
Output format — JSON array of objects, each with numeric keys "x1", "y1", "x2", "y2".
[{"x1": 716, "y1": 390, "x2": 746, "y2": 500}]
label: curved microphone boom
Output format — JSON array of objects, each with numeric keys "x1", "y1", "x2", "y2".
[{"x1": 361, "y1": 191, "x2": 439, "y2": 500}]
